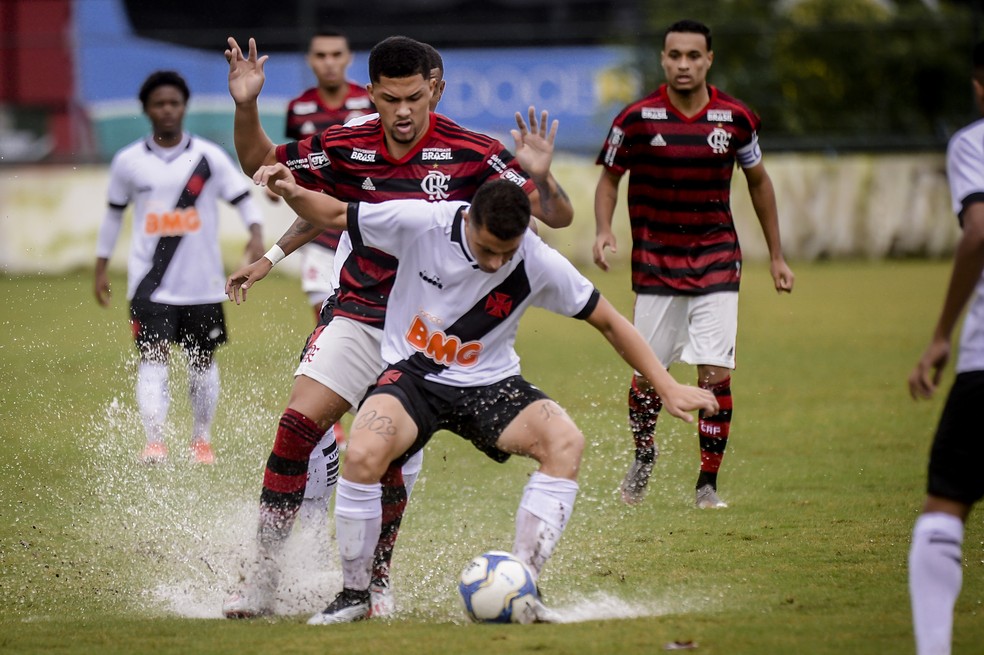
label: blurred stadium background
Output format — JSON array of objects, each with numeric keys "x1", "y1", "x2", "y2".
[{"x1": 1, "y1": 0, "x2": 980, "y2": 273}]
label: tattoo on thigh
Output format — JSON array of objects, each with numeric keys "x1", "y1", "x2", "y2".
[
  {"x1": 539, "y1": 400, "x2": 566, "y2": 421},
  {"x1": 354, "y1": 409, "x2": 397, "y2": 441}
]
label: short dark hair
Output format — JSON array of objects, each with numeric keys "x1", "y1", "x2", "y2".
[
  {"x1": 664, "y1": 19, "x2": 712, "y2": 51},
  {"x1": 422, "y1": 43, "x2": 444, "y2": 77},
  {"x1": 468, "y1": 179, "x2": 531, "y2": 241},
  {"x1": 139, "y1": 70, "x2": 190, "y2": 108},
  {"x1": 311, "y1": 29, "x2": 350, "y2": 49},
  {"x1": 368, "y1": 36, "x2": 430, "y2": 83}
]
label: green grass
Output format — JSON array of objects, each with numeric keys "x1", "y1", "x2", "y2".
[{"x1": 1, "y1": 261, "x2": 981, "y2": 654}]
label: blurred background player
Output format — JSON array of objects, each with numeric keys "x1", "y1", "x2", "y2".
[
  {"x1": 593, "y1": 19, "x2": 794, "y2": 509},
  {"x1": 907, "y1": 40, "x2": 984, "y2": 655},
  {"x1": 283, "y1": 29, "x2": 374, "y2": 325},
  {"x1": 93, "y1": 70, "x2": 264, "y2": 464}
]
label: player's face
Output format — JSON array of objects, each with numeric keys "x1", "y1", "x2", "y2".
[
  {"x1": 661, "y1": 32, "x2": 713, "y2": 94},
  {"x1": 369, "y1": 74, "x2": 435, "y2": 149},
  {"x1": 307, "y1": 36, "x2": 352, "y2": 91},
  {"x1": 464, "y1": 215, "x2": 523, "y2": 274},
  {"x1": 144, "y1": 85, "x2": 186, "y2": 138}
]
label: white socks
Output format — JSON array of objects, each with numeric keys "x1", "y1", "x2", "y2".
[
  {"x1": 136, "y1": 361, "x2": 169, "y2": 443},
  {"x1": 188, "y1": 362, "x2": 219, "y2": 442},
  {"x1": 401, "y1": 449, "x2": 425, "y2": 500},
  {"x1": 302, "y1": 426, "x2": 340, "y2": 535},
  {"x1": 513, "y1": 471, "x2": 579, "y2": 579},
  {"x1": 910, "y1": 512, "x2": 964, "y2": 655},
  {"x1": 335, "y1": 478, "x2": 382, "y2": 590}
]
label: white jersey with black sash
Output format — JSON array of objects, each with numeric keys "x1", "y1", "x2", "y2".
[
  {"x1": 346, "y1": 198, "x2": 600, "y2": 387},
  {"x1": 105, "y1": 133, "x2": 260, "y2": 304}
]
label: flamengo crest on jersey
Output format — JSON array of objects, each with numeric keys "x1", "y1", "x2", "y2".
[
  {"x1": 275, "y1": 112, "x2": 536, "y2": 329},
  {"x1": 347, "y1": 198, "x2": 599, "y2": 387},
  {"x1": 945, "y1": 116, "x2": 984, "y2": 373},
  {"x1": 597, "y1": 84, "x2": 762, "y2": 297},
  {"x1": 106, "y1": 135, "x2": 258, "y2": 305}
]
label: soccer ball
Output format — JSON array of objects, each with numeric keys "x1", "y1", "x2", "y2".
[{"x1": 458, "y1": 550, "x2": 539, "y2": 624}]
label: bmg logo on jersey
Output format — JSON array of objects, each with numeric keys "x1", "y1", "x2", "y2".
[
  {"x1": 144, "y1": 208, "x2": 200, "y2": 235},
  {"x1": 405, "y1": 315, "x2": 482, "y2": 366},
  {"x1": 421, "y1": 170, "x2": 451, "y2": 200}
]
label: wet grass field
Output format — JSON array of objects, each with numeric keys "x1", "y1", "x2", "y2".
[{"x1": 1, "y1": 260, "x2": 981, "y2": 654}]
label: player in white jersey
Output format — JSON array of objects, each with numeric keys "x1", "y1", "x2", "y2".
[
  {"x1": 907, "y1": 41, "x2": 984, "y2": 655},
  {"x1": 237, "y1": 168, "x2": 719, "y2": 624},
  {"x1": 94, "y1": 70, "x2": 264, "y2": 464}
]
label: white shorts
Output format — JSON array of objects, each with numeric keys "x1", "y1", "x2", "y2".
[
  {"x1": 295, "y1": 316, "x2": 385, "y2": 408},
  {"x1": 633, "y1": 292, "x2": 739, "y2": 371},
  {"x1": 299, "y1": 243, "x2": 337, "y2": 307}
]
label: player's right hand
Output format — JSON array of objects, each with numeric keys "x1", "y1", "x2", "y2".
[
  {"x1": 592, "y1": 232, "x2": 617, "y2": 272},
  {"x1": 226, "y1": 257, "x2": 273, "y2": 305},
  {"x1": 94, "y1": 274, "x2": 111, "y2": 307},
  {"x1": 908, "y1": 338, "x2": 950, "y2": 400},
  {"x1": 226, "y1": 37, "x2": 268, "y2": 104}
]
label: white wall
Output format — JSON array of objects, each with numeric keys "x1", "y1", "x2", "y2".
[{"x1": 0, "y1": 152, "x2": 959, "y2": 276}]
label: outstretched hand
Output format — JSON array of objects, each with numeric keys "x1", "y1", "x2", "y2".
[
  {"x1": 226, "y1": 257, "x2": 273, "y2": 305},
  {"x1": 510, "y1": 106, "x2": 558, "y2": 181},
  {"x1": 226, "y1": 37, "x2": 268, "y2": 104},
  {"x1": 660, "y1": 384, "x2": 719, "y2": 424},
  {"x1": 253, "y1": 163, "x2": 297, "y2": 199}
]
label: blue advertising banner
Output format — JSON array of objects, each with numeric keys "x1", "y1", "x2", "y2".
[{"x1": 74, "y1": 0, "x2": 640, "y2": 158}]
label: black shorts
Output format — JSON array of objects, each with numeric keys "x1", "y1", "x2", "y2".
[
  {"x1": 365, "y1": 366, "x2": 550, "y2": 466},
  {"x1": 926, "y1": 370, "x2": 984, "y2": 504},
  {"x1": 129, "y1": 299, "x2": 227, "y2": 355}
]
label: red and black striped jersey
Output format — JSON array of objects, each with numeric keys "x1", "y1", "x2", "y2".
[
  {"x1": 597, "y1": 84, "x2": 763, "y2": 296},
  {"x1": 285, "y1": 84, "x2": 375, "y2": 249},
  {"x1": 276, "y1": 112, "x2": 535, "y2": 327}
]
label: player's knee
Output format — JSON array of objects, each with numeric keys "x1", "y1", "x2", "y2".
[
  {"x1": 340, "y1": 437, "x2": 389, "y2": 483},
  {"x1": 544, "y1": 427, "x2": 584, "y2": 467}
]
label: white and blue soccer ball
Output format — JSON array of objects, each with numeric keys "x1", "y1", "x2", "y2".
[{"x1": 458, "y1": 550, "x2": 539, "y2": 624}]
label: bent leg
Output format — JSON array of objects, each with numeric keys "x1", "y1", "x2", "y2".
[
  {"x1": 336, "y1": 393, "x2": 419, "y2": 592},
  {"x1": 496, "y1": 399, "x2": 584, "y2": 578}
]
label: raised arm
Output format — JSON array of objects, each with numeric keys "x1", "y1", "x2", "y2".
[
  {"x1": 225, "y1": 37, "x2": 278, "y2": 175},
  {"x1": 585, "y1": 296, "x2": 719, "y2": 421},
  {"x1": 744, "y1": 162, "x2": 794, "y2": 293},
  {"x1": 510, "y1": 106, "x2": 573, "y2": 229},
  {"x1": 226, "y1": 165, "x2": 348, "y2": 304}
]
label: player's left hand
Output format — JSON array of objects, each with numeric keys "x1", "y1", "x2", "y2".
[
  {"x1": 511, "y1": 106, "x2": 557, "y2": 181},
  {"x1": 770, "y1": 257, "x2": 795, "y2": 293},
  {"x1": 661, "y1": 384, "x2": 719, "y2": 423}
]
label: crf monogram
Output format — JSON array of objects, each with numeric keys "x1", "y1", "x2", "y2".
[
  {"x1": 420, "y1": 170, "x2": 450, "y2": 200},
  {"x1": 145, "y1": 208, "x2": 200, "y2": 235},
  {"x1": 405, "y1": 315, "x2": 482, "y2": 366},
  {"x1": 706, "y1": 127, "x2": 731, "y2": 154}
]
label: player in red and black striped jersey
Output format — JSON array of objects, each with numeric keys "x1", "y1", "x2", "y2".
[
  {"x1": 222, "y1": 34, "x2": 572, "y2": 619},
  {"x1": 594, "y1": 19, "x2": 794, "y2": 510},
  {"x1": 283, "y1": 31, "x2": 375, "y2": 322}
]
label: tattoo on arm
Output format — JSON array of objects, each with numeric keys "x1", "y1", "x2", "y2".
[{"x1": 278, "y1": 220, "x2": 315, "y2": 250}]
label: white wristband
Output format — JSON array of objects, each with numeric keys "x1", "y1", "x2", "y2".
[{"x1": 263, "y1": 245, "x2": 286, "y2": 266}]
